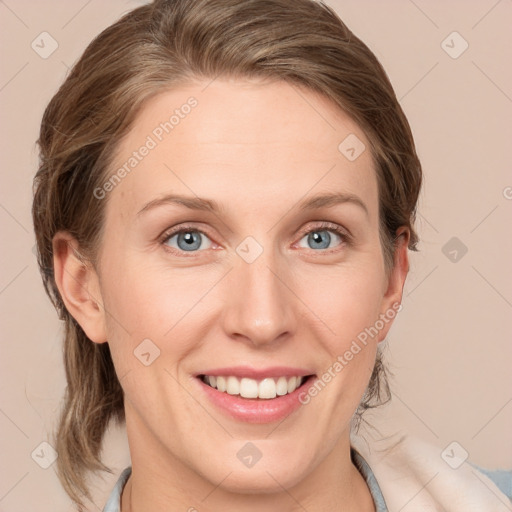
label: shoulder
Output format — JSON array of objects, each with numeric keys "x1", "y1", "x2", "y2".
[
  {"x1": 468, "y1": 462, "x2": 512, "y2": 502},
  {"x1": 351, "y1": 432, "x2": 512, "y2": 511}
]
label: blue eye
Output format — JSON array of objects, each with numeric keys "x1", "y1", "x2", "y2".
[
  {"x1": 160, "y1": 222, "x2": 348, "y2": 256},
  {"x1": 298, "y1": 228, "x2": 345, "y2": 251},
  {"x1": 163, "y1": 229, "x2": 213, "y2": 252}
]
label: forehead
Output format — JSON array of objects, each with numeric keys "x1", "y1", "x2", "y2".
[{"x1": 105, "y1": 78, "x2": 378, "y2": 222}]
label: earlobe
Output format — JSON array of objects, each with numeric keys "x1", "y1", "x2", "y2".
[
  {"x1": 377, "y1": 228, "x2": 410, "y2": 341},
  {"x1": 52, "y1": 232, "x2": 107, "y2": 344},
  {"x1": 385, "y1": 227, "x2": 410, "y2": 299}
]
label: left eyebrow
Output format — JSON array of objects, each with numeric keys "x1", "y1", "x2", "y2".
[{"x1": 298, "y1": 192, "x2": 369, "y2": 217}]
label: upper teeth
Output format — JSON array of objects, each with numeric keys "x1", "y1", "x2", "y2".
[{"x1": 203, "y1": 375, "x2": 304, "y2": 399}]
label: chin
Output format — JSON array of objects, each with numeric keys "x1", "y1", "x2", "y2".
[
  {"x1": 196, "y1": 451, "x2": 312, "y2": 495},
  {"x1": 213, "y1": 469, "x2": 304, "y2": 495}
]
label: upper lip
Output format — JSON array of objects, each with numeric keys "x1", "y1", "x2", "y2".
[{"x1": 196, "y1": 366, "x2": 315, "y2": 379}]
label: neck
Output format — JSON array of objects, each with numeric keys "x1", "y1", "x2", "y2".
[{"x1": 121, "y1": 411, "x2": 375, "y2": 512}]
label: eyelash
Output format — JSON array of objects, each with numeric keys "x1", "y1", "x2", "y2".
[{"x1": 159, "y1": 221, "x2": 351, "y2": 257}]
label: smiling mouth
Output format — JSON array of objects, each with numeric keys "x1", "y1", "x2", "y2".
[{"x1": 199, "y1": 374, "x2": 314, "y2": 400}]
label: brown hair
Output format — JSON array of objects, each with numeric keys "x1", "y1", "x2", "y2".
[{"x1": 32, "y1": 0, "x2": 422, "y2": 508}]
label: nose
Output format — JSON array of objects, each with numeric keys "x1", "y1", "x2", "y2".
[{"x1": 221, "y1": 243, "x2": 297, "y2": 348}]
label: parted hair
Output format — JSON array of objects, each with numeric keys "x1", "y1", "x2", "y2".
[{"x1": 32, "y1": 0, "x2": 422, "y2": 509}]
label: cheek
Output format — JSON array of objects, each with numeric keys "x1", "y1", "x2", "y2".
[
  {"x1": 306, "y1": 268, "x2": 384, "y2": 417},
  {"x1": 100, "y1": 255, "x2": 218, "y2": 362},
  {"x1": 300, "y1": 260, "x2": 386, "y2": 344},
  {"x1": 297, "y1": 258, "x2": 385, "y2": 408},
  {"x1": 113, "y1": 276, "x2": 178, "y2": 333}
]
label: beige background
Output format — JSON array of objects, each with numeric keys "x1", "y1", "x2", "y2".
[{"x1": 1, "y1": 0, "x2": 511, "y2": 510}]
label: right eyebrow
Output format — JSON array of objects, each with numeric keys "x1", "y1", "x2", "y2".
[{"x1": 137, "y1": 194, "x2": 223, "y2": 217}]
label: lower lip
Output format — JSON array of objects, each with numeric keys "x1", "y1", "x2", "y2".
[{"x1": 196, "y1": 376, "x2": 314, "y2": 424}]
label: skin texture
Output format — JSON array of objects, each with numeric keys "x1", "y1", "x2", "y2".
[{"x1": 53, "y1": 78, "x2": 409, "y2": 512}]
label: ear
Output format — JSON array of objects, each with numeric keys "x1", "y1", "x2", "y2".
[
  {"x1": 377, "y1": 227, "x2": 410, "y2": 342},
  {"x1": 52, "y1": 232, "x2": 107, "y2": 344}
]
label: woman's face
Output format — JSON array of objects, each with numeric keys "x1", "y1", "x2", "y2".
[{"x1": 87, "y1": 78, "x2": 407, "y2": 493}]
